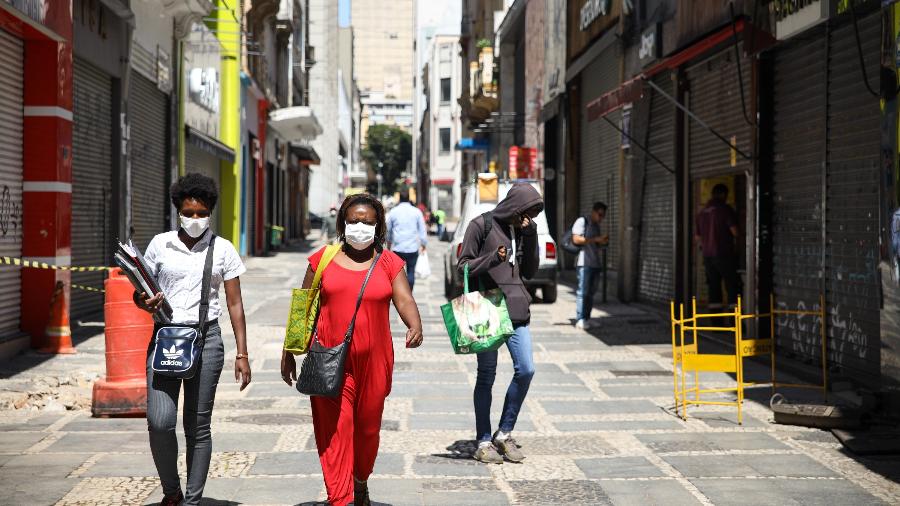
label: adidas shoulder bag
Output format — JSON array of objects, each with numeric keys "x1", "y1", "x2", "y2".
[{"x1": 150, "y1": 235, "x2": 216, "y2": 379}]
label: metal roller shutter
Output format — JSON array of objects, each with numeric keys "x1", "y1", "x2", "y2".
[
  {"x1": 579, "y1": 46, "x2": 620, "y2": 271},
  {"x1": 825, "y1": 12, "x2": 881, "y2": 385},
  {"x1": 71, "y1": 58, "x2": 113, "y2": 319},
  {"x1": 771, "y1": 28, "x2": 828, "y2": 364},
  {"x1": 686, "y1": 47, "x2": 752, "y2": 179},
  {"x1": 0, "y1": 30, "x2": 24, "y2": 337},
  {"x1": 185, "y1": 144, "x2": 221, "y2": 233},
  {"x1": 129, "y1": 74, "x2": 168, "y2": 251},
  {"x1": 638, "y1": 72, "x2": 676, "y2": 304}
]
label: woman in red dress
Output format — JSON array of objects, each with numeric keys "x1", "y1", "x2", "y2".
[{"x1": 281, "y1": 193, "x2": 423, "y2": 506}]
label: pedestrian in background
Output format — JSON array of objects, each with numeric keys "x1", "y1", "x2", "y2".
[
  {"x1": 135, "y1": 173, "x2": 251, "y2": 506},
  {"x1": 696, "y1": 183, "x2": 741, "y2": 308},
  {"x1": 571, "y1": 202, "x2": 609, "y2": 330},
  {"x1": 386, "y1": 189, "x2": 427, "y2": 290},
  {"x1": 322, "y1": 206, "x2": 338, "y2": 242},
  {"x1": 458, "y1": 184, "x2": 543, "y2": 464},
  {"x1": 281, "y1": 193, "x2": 423, "y2": 506},
  {"x1": 433, "y1": 208, "x2": 447, "y2": 239}
]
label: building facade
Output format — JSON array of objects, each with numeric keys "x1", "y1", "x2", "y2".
[{"x1": 423, "y1": 35, "x2": 463, "y2": 218}]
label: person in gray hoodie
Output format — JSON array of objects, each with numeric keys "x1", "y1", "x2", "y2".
[{"x1": 458, "y1": 183, "x2": 544, "y2": 464}]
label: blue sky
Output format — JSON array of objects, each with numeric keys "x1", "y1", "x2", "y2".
[{"x1": 339, "y1": 0, "x2": 350, "y2": 27}]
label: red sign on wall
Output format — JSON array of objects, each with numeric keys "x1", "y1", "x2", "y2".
[{"x1": 508, "y1": 146, "x2": 537, "y2": 179}]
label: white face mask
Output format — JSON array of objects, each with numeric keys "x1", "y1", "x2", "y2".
[
  {"x1": 344, "y1": 222, "x2": 376, "y2": 250},
  {"x1": 180, "y1": 216, "x2": 210, "y2": 238}
]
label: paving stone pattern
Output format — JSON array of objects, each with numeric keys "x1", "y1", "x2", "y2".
[{"x1": 0, "y1": 238, "x2": 898, "y2": 505}]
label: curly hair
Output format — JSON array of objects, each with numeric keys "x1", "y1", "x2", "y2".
[
  {"x1": 336, "y1": 193, "x2": 386, "y2": 248},
  {"x1": 170, "y1": 173, "x2": 219, "y2": 211}
]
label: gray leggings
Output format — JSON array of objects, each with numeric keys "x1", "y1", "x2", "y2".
[{"x1": 146, "y1": 323, "x2": 224, "y2": 505}]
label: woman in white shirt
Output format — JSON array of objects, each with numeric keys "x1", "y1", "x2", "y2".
[{"x1": 134, "y1": 173, "x2": 251, "y2": 506}]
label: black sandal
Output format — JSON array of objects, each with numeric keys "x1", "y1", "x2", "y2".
[{"x1": 353, "y1": 480, "x2": 371, "y2": 506}]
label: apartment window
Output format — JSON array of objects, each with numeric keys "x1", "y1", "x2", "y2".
[
  {"x1": 440, "y1": 44, "x2": 451, "y2": 63},
  {"x1": 439, "y1": 128, "x2": 451, "y2": 153},
  {"x1": 440, "y1": 78, "x2": 451, "y2": 104}
]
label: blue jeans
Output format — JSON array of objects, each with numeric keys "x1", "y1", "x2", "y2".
[
  {"x1": 395, "y1": 251, "x2": 418, "y2": 290},
  {"x1": 474, "y1": 325, "x2": 535, "y2": 442},
  {"x1": 576, "y1": 266, "x2": 601, "y2": 321}
]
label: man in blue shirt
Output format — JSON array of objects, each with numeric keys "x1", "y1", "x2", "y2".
[{"x1": 387, "y1": 189, "x2": 428, "y2": 290}]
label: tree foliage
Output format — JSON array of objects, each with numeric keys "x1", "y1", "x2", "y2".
[{"x1": 361, "y1": 124, "x2": 412, "y2": 196}]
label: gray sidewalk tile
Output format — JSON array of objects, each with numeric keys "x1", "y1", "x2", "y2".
[
  {"x1": 691, "y1": 478, "x2": 888, "y2": 506},
  {"x1": 600, "y1": 479, "x2": 701, "y2": 506},
  {"x1": 599, "y1": 384, "x2": 679, "y2": 398},
  {"x1": 245, "y1": 382, "x2": 297, "y2": 398},
  {"x1": 0, "y1": 477, "x2": 77, "y2": 505},
  {"x1": 566, "y1": 361, "x2": 665, "y2": 373},
  {"x1": 664, "y1": 454, "x2": 838, "y2": 478},
  {"x1": 637, "y1": 432, "x2": 787, "y2": 453},
  {"x1": 59, "y1": 415, "x2": 148, "y2": 432},
  {"x1": 555, "y1": 419, "x2": 684, "y2": 432},
  {"x1": 249, "y1": 451, "x2": 321, "y2": 475},
  {"x1": 509, "y1": 479, "x2": 612, "y2": 505},
  {"x1": 0, "y1": 431, "x2": 47, "y2": 452},
  {"x1": 84, "y1": 453, "x2": 159, "y2": 477},
  {"x1": 575, "y1": 456, "x2": 666, "y2": 479},
  {"x1": 514, "y1": 435, "x2": 616, "y2": 456},
  {"x1": 43, "y1": 432, "x2": 148, "y2": 453},
  {"x1": 542, "y1": 399, "x2": 660, "y2": 415},
  {"x1": 412, "y1": 454, "x2": 492, "y2": 477},
  {"x1": 0, "y1": 414, "x2": 65, "y2": 431}
]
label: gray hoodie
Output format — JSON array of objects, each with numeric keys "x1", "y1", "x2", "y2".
[{"x1": 458, "y1": 184, "x2": 544, "y2": 324}]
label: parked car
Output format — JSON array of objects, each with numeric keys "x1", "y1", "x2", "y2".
[{"x1": 443, "y1": 179, "x2": 558, "y2": 302}]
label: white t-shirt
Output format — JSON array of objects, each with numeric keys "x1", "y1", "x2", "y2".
[
  {"x1": 572, "y1": 216, "x2": 602, "y2": 268},
  {"x1": 143, "y1": 230, "x2": 246, "y2": 324}
]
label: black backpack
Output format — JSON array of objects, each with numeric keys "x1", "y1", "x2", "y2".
[{"x1": 561, "y1": 215, "x2": 589, "y2": 254}]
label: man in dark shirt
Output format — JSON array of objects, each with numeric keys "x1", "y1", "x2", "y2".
[{"x1": 695, "y1": 184, "x2": 740, "y2": 308}]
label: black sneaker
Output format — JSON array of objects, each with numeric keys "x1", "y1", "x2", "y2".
[{"x1": 160, "y1": 490, "x2": 183, "y2": 506}]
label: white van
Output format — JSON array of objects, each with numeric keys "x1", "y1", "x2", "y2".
[{"x1": 442, "y1": 178, "x2": 558, "y2": 302}]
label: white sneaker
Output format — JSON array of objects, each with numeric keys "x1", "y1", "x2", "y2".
[{"x1": 575, "y1": 319, "x2": 591, "y2": 330}]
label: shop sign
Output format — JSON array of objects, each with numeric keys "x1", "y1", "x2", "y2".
[
  {"x1": 189, "y1": 67, "x2": 219, "y2": 113},
  {"x1": 620, "y1": 105, "x2": 632, "y2": 151},
  {"x1": 157, "y1": 47, "x2": 172, "y2": 94},
  {"x1": 639, "y1": 24, "x2": 660, "y2": 67},
  {"x1": 579, "y1": 0, "x2": 611, "y2": 31},
  {"x1": 773, "y1": 0, "x2": 833, "y2": 40}
]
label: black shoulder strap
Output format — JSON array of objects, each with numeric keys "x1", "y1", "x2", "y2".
[
  {"x1": 482, "y1": 211, "x2": 493, "y2": 238},
  {"x1": 198, "y1": 234, "x2": 216, "y2": 331},
  {"x1": 344, "y1": 251, "x2": 382, "y2": 342}
]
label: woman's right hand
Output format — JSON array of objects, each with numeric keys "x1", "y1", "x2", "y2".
[
  {"x1": 497, "y1": 245, "x2": 508, "y2": 262},
  {"x1": 281, "y1": 350, "x2": 297, "y2": 386},
  {"x1": 134, "y1": 291, "x2": 164, "y2": 314}
]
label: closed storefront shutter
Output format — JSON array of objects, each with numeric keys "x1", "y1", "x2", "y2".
[
  {"x1": 129, "y1": 74, "x2": 168, "y2": 251},
  {"x1": 771, "y1": 28, "x2": 828, "y2": 368},
  {"x1": 72, "y1": 58, "x2": 113, "y2": 319},
  {"x1": 825, "y1": 12, "x2": 881, "y2": 385},
  {"x1": 686, "y1": 48, "x2": 752, "y2": 180},
  {"x1": 579, "y1": 46, "x2": 620, "y2": 271},
  {"x1": 638, "y1": 72, "x2": 676, "y2": 303},
  {"x1": 0, "y1": 30, "x2": 24, "y2": 337},
  {"x1": 185, "y1": 144, "x2": 221, "y2": 233}
]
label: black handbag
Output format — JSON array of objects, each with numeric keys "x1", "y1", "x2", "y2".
[
  {"x1": 150, "y1": 234, "x2": 216, "y2": 379},
  {"x1": 296, "y1": 251, "x2": 381, "y2": 397}
]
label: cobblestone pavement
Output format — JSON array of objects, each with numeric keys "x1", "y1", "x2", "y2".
[{"x1": 1, "y1": 237, "x2": 899, "y2": 505}]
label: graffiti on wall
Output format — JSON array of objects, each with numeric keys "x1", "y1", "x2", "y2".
[{"x1": 0, "y1": 186, "x2": 22, "y2": 238}]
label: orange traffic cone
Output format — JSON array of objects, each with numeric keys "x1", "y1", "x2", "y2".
[{"x1": 37, "y1": 281, "x2": 76, "y2": 354}]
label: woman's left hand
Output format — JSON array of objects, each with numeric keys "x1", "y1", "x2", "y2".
[
  {"x1": 405, "y1": 327, "x2": 423, "y2": 348},
  {"x1": 235, "y1": 357, "x2": 251, "y2": 391}
]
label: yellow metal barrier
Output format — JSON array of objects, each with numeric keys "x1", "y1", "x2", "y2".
[{"x1": 671, "y1": 295, "x2": 828, "y2": 425}]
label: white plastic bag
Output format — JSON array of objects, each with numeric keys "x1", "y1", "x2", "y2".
[{"x1": 415, "y1": 252, "x2": 431, "y2": 279}]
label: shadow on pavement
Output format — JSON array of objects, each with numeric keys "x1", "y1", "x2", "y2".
[{"x1": 437, "y1": 440, "x2": 477, "y2": 460}]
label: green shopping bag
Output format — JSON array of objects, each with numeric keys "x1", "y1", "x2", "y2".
[
  {"x1": 441, "y1": 264, "x2": 514, "y2": 354},
  {"x1": 284, "y1": 243, "x2": 341, "y2": 355}
]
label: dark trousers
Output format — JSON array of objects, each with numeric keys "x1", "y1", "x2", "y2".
[
  {"x1": 395, "y1": 251, "x2": 418, "y2": 290},
  {"x1": 703, "y1": 256, "x2": 741, "y2": 306}
]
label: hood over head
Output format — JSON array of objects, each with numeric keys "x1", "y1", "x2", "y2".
[{"x1": 492, "y1": 183, "x2": 544, "y2": 223}]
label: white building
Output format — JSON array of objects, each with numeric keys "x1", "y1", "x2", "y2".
[
  {"x1": 423, "y1": 35, "x2": 462, "y2": 218},
  {"x1": 307, "y1": 0, "x2": 342, "y2": 213}
]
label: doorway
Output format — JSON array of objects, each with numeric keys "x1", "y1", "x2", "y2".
[{"x1": 691, "y1": 173, "x2": 747, "y2": 308}]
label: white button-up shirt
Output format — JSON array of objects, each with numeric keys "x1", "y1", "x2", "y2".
[{"x1": 143, "y1": 230, "x2": 246, "y2": 324}]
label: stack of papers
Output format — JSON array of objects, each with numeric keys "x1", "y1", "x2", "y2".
[{"x1": 114, "y1": 240, "x2": 173, "y2": 323}]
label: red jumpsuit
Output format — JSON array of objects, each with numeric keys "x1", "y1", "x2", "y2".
[{"x1": 307, "y1": 248, "x2": 404, "y2": 506}]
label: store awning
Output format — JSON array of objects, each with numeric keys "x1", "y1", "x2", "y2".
[
  {"x1": 289, "y1": 142, "x2": 320, "y2": 165},
  {"x1": 185, "y1": 126, "x2": 236, "y2": 163},
  {"x1": 269, "y1": 106, "x2": 323, "y2": 140}
]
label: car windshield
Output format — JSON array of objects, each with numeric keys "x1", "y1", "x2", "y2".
[{"x1": 454, "y1": 184, "x2": 551, "y2": 240}]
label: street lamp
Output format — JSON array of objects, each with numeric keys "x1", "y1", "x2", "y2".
[{"x1": 376, "y1": 161, "x2": 384, "y2": 198}]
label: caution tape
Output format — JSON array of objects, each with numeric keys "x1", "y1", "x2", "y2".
[
  {"x1": 71, "y1": 284, "x2": 105, "y2": 293},
  {"x1": 0, "y1": 257, "x2": 113, "y2": 272}
]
